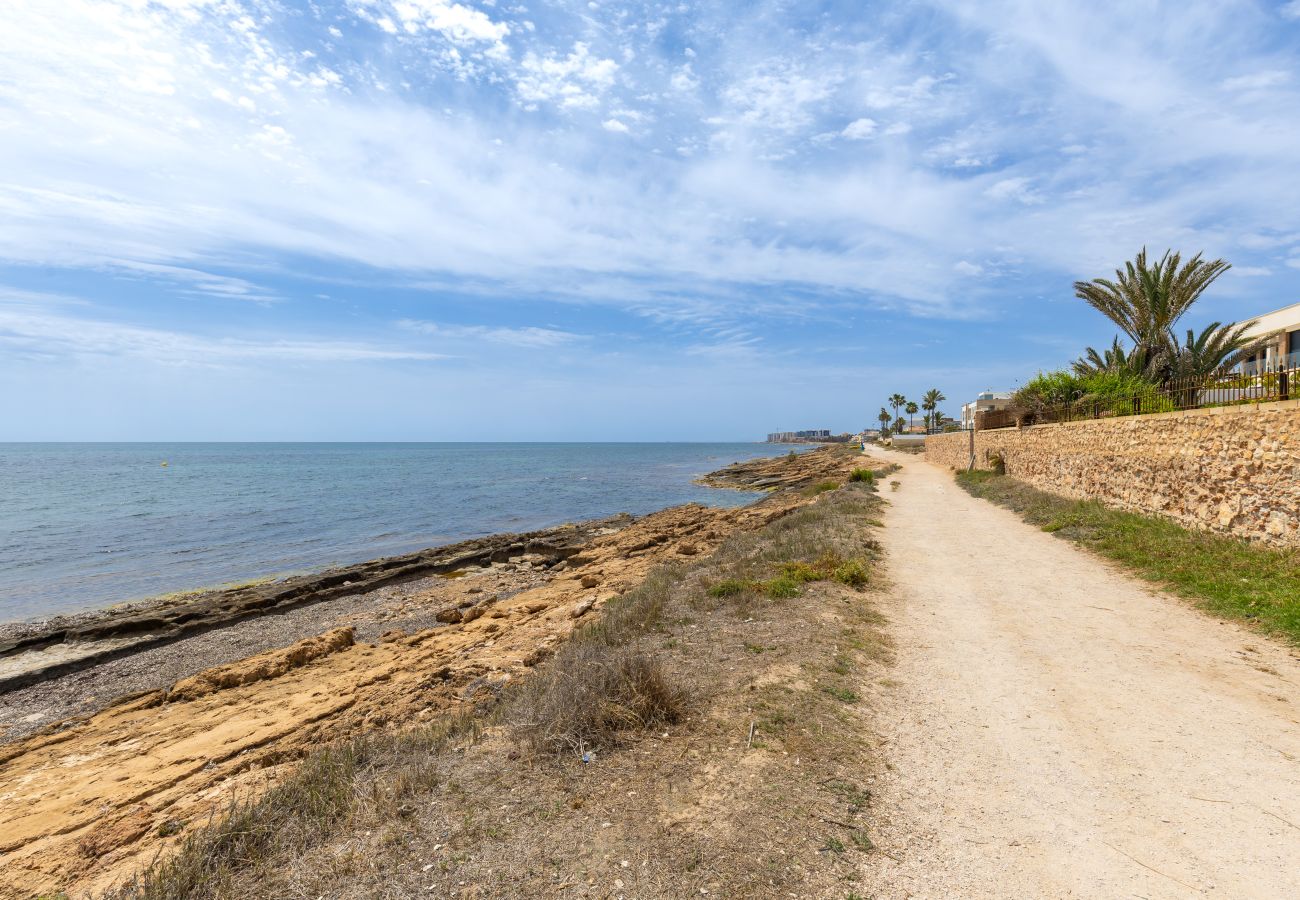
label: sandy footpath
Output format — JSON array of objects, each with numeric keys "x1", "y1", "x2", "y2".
[{"x1": 859, "y1": 448, "x2": 1300, "y2": 898}]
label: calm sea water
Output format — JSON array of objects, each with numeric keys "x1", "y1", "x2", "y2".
[{"x1": 0, "y1": 442, "x2": 801, "y2": 623}]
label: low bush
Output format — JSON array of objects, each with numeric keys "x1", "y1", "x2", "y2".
[
  {"x1": 1013, "y1": 369, "x2": 1174, "y2": 420},
  {"x1": 832, "y1": 558, "x2": 870, "y2": 589},
  {"x1": 762, "y1": 574, "x2": 803, "y2": 598},
  {"x1": 848, "y1": 468, "x2": 875, "y2": 484},
  {"x1": 508, "y1": 641, "x2": 685, "y2": 756},
  {"x1": 707, "y1": 578, "x2": 757, "y2": 598}
]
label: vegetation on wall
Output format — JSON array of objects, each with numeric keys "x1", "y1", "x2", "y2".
[
  {"x1": 998, "y1": 248, "x2": 1270, "y2": 425},
  {"x1": 1071, "y1": 248, "x2": 1262, "y2": 385}
]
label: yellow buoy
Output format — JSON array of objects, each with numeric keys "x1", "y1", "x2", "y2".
[{"x1": 161, "y1": 461, "x2": 169, "y2": 467}]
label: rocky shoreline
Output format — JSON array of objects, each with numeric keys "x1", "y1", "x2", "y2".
[
  {"x1": 0, "y1": 446, "x2": 864, "y2": 898},
  {"x1": 0, "y1": 516, "x2": 631, "y2": 695}
]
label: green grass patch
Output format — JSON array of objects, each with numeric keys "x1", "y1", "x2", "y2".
[
  {"x1": 763, "y1": 573, "x2": 803, "y2": 598},
  {"x1": 804, "y1": 480, "x2": 840, "y2": 496},
  {"x1": 707, "y1": 549, "x2": 872, "y2": 599},
  {"x1": 956, "y1": 470, "x2": 1300, "y2": 643},
  {"x1": 707, "y1": 578, "x2": 758, "y2": 598},
  {"x1": 831, "y1": 558, "x2": 870, "y2": 589},
  {"x1": 848, "y1": 468, "x2": 875, "y2": 484},
  {"x1": 819, "y1": 684, "x2": 859, "y2": 703}
]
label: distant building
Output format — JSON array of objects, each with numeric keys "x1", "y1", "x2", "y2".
[
  {"x1": 1238, "y1": 301, "x2": 1300, "y2": 374},
  {"x1": 766, "y1": 429, "x2": 832, "y2": 443},
  {"x1": 961, "y1": 390, "x2": 1014, "y2": 431}
]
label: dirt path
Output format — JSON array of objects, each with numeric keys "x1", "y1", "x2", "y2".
[{"x1": 859, "y1": 448, "x2": 1300, "y2": 899}]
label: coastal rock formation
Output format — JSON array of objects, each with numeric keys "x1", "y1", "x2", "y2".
[
  {"x1": 0, "y1": 451, "x2": 857, "y2": 898},
  {"x1": 0, "y1": 516, "x2": 632, "y2": 692},
  {"x1": 700, "y1": 445, "x2": 863, "y2": 490}
]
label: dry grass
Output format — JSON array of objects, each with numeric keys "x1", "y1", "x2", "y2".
[
  {"x1": 507, "y1": 642, "x2": 686, "y2": 756},
  {"x1": 116, "y1": 475, "x2": 893, "y2": 899},
  {"x1": 114, "y1": 714, "x2": 478, "y2": 900}
]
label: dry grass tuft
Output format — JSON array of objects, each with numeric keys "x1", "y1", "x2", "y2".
[{"x1": 507, "y1": 642, "x2": 685, "y2": 756}]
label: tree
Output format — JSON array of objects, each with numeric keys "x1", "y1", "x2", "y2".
[
  {"x1": 877, "y1": 406, "x2": 892, "y2": 436},
  {"x1": 1073, "y1": 248, "x2": 1232, "y2": 380},
  {"x1": 905, "y1": 401, "x2": 919, "y2": 431},
  {"x1": 920, "y1": 388, "x2": 945, "y2": 431},
  {"x1": 888, "y1": 393, "x2": 907, "y2": 427},
  {"x1": 1164, "y1": 321, "x2": 1269, "y2": 407},
  {"x1": 1072, "y1": 336, "x2": 1148, "y2": 377}
]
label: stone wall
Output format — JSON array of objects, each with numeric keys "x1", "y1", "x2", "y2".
[{"x1": 924, "y1": 400, "x2": 1300, "y2": 546}]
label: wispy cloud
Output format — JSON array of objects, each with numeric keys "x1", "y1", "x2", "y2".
[
  {"x1": 2, "y1": 0, "x2": 1300, "y2": 437},
  {"x1": 397, "y1": 319, "x2": 583, "y2": 348},
  {"x1": 0, "y1": 289, "x2": 440, "y2": 365}
]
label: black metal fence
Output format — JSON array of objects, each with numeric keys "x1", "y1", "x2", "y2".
[{"x1": 977, "y1": 362, "x2": 1300, "y2": 430}]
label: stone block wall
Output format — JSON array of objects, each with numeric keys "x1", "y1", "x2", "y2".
[{"x1": 924, "y1": 400, "x2": 1300, "y2": 546}]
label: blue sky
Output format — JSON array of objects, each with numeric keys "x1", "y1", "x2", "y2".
[{"x1": 3, "y1": 0, "x2": 1300, "y2": 440}]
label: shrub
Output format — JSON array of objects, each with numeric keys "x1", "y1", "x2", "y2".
[
  {"x1": 848, "y1": 468, "x2": 875, "y2": 484},
  {"x1": 779, "y1": 561, "x2": 823, "y2": 583},
  {"x1": 1014, "y1": 369, "x2": 1174, "y2": 419},
  {"x1": 1012, "y1": 370, "x2": 1080, "y2": 418},
  {"x1": 509, "y1": 642, "x2": 685, "y2": 755},
  {"x1": 707, "y1": 578, "x2": 757, "y2": 598},
  {"x1": 762, "y1": 574, "x2": 803, "y2": 598},
  {"x1": 1077, "y1": 371, "x2": 1175, "y2": 416},
  {"x1": 832, "y1": 558, "x2": 870, "y2": 589},
  {"x1": 806, "y1": 480, "x2": 839, "y2": 496}
]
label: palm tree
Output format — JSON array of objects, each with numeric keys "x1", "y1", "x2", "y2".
[
  {"x1": 1072, "y1": 336, "x2": 1148, "y2": 377},
  {"x1": 1073, "y1": 248, "x2": 1232, "y2": 380},
  {"x1": 1170, "y1": 322, "x2": 1260, "y2": 379},
  {"x1": 888, "y1": 393, "x2": 907, "y2": 429},
  {"x1": 877, "y1": 407, "x2": 892, "y2": 436},
  {"x1": 905, "y1": 401, "x2": 919, "y2": 431},
  {"x1": 920, "y1": 388, "x2": 945, "y2": 431}
]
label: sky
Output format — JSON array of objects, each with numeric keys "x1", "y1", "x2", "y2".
[{"x1": 3, "y1": 0, "x2": 1300, "y2": 440}]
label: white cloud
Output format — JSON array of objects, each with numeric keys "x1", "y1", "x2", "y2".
[
  {"x1": 602, "y1": 118, "x2": 629, "y2": 133},
  {"x1": 0, "y1": 0, "x2": 1297, "y2": 334},
  {"x1": 954, "y1": 260, "x2": 983, "y2": 276},
  {"x1": 1222, "y1": 70, "x2": 1289, "y2": 91},
  {"x1": 398, "y1": 319, "x2": 582, "y2": 347},
  {"x1": 0, "y1": 293, "x2": 440, "y2": 365},
  {"x1": 864, "y1": 74, "x2": 950, "y2": 110},
  {"x1": 841, "y1": 117, "x2": 877, "y2": 140},
  {"x1": 722, "y1": 65, "x2": 838, "y2": 133},
  {"x1": 1281, "y1": 1, "x2": 1300, "y2": 21},
  {"x1": 984, "y1": 177, "x2": 1042, "y2": 205},
  {"x1": 517, "y1": 42, "x2": 618, "y2": 110},
  {"x1": 670, "y1": 63, "x2": 698, "y2": 92},
  {"x1": 358, "y1": 0, "x2": 508, "y2": 45},
  {"x1": 108, "y1": 261, "x2": 278, "y2": 302},
  {"x1": 1234, "y1": 266, "x2": 1272, "y2": 276}
]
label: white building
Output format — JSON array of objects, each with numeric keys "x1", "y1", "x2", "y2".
[
  {"x1": 1239, "y1": 301, "x2": 1300, "y2": 373},
  {"x1": 960, "y1": 390, "x2": 1014, "y2": 430}
]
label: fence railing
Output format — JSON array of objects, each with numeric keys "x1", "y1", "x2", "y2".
[{"x1": 977, "y1": 362, "x2": 1300, "y2": 430}]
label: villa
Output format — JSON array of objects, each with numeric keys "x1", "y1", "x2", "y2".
[{"x1": 1239, "y1": 301, "x2": 1300, "y2": 374}]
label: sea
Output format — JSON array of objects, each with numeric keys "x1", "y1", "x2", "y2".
[{"x1": 0, "y1": 442, "x2": 805, "y2": 624}]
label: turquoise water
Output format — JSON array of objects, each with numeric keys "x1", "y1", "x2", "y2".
[{"x1": 0, "y1": 442, "x2": 799, "y2": 623}]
